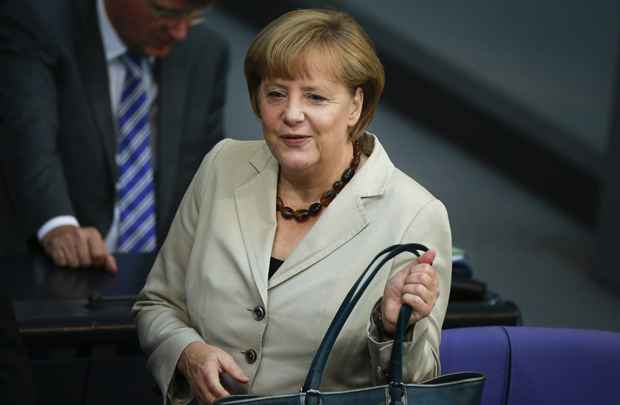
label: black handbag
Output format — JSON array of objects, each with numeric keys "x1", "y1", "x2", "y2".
[{"x1": 216, "y1": 243, "x2": 485, "y2": 405}]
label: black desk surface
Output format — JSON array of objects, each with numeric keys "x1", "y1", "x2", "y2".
[
  {"x1": 2, "y1": 253, "x2": 520, "y2": 349},
  {"x1": 1, "y1": 253, "x2": 155, "y2": 348}
]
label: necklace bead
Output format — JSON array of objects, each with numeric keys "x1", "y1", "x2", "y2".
[
  {"x1": 276, "y1": 140, "x2": 362, "y2": 222},
  {"x1": 320, "y1": 189, "x2": 337, "y2": 206}
]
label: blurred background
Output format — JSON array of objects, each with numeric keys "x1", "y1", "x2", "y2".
[
  {"x1": 206, "y1": 0, "x2": 620, "y2": 332},
  {"x1": 3, "y1": 2, "x2": 619, "y2": 404}
]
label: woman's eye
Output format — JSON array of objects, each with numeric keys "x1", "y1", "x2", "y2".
[
  {"x1": 267, "y1": 91, "x2": 285, "y2": 98},
  {"x1": 307, "y1": 93, "x2": 327, "y2": 103}
]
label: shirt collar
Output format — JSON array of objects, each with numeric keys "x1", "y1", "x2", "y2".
[{"x1": 96, "y1": 0, "x2": 127, "y2": 62}]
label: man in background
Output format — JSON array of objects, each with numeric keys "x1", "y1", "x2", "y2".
[{"x1": 0, "y1": 0, "x2": 229, "y2": 271}]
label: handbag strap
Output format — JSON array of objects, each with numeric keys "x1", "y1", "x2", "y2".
[
  {"x1": 389, "y1": 302, "x2": 413, "y2": 385},
  {"x1": 302, "y1": 243, "x2": 428, "y2": 392}
]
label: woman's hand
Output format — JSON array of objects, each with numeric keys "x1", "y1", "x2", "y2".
[
  {"x1": 381, "y1": 250, "x2": 439, "y2": 337},
  {"x1": 177, "y1": 342, "x2": 249, "y2": 404}
]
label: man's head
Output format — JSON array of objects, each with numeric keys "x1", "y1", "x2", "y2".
[{"x1": 105, "y1": 0, "x2": 212, "y2": 57}]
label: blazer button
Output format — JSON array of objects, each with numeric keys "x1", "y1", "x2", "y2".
[
  {"x1": 244, "y1": 349, "x2": 258, "y2": 364},
  {"x1": 253, "y1": 305, "x2": 266, "y2": 321}
]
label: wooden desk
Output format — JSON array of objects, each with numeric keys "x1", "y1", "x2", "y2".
[
  {"x1": 1, "y1": 253, "x2": 160, "y2": 405},
  {"x1": 2, "y1": 253, "x2": 520, "y2": 350},
  {"x1": 2, "y1": 253, "x2": 154, "y2": 349}
]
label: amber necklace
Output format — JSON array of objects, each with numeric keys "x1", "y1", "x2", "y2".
[{"x1": 276, "y1": 140, "x2": 362, "y2": 222}]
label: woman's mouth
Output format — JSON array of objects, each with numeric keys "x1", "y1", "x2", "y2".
[{"x1": 280, "y1": 135, "x2": 310, "y2": 147}]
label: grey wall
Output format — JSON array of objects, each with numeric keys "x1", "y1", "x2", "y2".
[{"x1": 342, "y1": 0, "x2": 620, "y2": 163}]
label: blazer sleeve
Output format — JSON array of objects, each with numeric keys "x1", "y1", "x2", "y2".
[
  {"x1": 132, "y1": 140, "x2": 228, "y2": 405},
  {"x1": 367, "y1": 198, "x2": 452, "y2": 384},
  {"x1": 0, "y1": 7, "x2": 76, "y2": 235}
]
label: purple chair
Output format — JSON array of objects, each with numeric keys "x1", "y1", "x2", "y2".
[{"x1": 440, "y1": 326, "x2": 620, "y2": 405}]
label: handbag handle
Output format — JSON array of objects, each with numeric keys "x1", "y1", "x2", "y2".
[{"x1": 302, "y1": 243, "x2": 428, "y2": 394}]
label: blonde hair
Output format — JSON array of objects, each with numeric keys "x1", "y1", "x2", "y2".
[{"x1": 244, "y1": 9, "x2": 385, "y2": 140}]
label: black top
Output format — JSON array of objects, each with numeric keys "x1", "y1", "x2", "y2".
[{"x1": 269, "y1": 257, "x2": 284, "y2": 280}]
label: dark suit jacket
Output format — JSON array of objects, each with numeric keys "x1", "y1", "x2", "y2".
[{"x1": 0, "y1": 0, "x2": 229, "y2": 253}]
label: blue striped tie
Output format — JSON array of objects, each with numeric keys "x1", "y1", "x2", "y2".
[{"x1": 115, "y1": 53, "x2": 157, "y2": 252}]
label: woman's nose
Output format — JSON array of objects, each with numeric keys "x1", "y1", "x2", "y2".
[{"x1": 282, "y1": 99, "x2": 305, "y2": 125}]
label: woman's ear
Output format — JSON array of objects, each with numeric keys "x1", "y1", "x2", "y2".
[{"x1": 348, "y1": 87, "x2": 364, "y2": 126}]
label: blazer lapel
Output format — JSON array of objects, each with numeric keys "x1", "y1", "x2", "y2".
[
  {"x1": 268, "y1": 136, "x2": 390, "y2": 289},
  {"x1": 267, "y1": 185, "x2": 369, "y2": 289},
  {"x1": 74, "y1": 0, "x2": 116, "y2": 179},
  {"x1": 155, "y1": 47, "x2": 189, "y2": 226},
  {"x1": 234, "y1": 135, "x2": 392, "y2": 297},
  {"x1": 234, "y1": 146, "x2": 279, "y2": 306}
]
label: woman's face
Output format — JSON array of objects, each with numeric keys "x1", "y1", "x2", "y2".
[{"x1": 258, "y1": 62, "x2": 363, "y2": 177}]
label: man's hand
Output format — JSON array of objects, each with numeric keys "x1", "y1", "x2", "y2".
[
  {"x1": 41, "y1": 225, "x2": 117, "y2": 273},
  {"x1": 381, "y1": 250, "x2": 439, "y2": 336},
  {"x1": 178, "y1": 341, "x2": 249, "y2": 404}
]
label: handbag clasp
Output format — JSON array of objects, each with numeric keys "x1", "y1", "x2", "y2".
[
  {"x1": 388, "y1": 381, "x2": 407, "y2": 405},
  {"x1": 304, "y1": 388, "x2": 322, "y2": 405}
]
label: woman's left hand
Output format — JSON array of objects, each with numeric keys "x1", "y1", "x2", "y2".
[{"x1": 381, "y1": 250, "x2": 439, "y2": 337}]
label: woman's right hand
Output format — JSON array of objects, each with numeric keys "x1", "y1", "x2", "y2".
[{"x1": 177, "y1": 341, "x2": 249, "y2": 404}]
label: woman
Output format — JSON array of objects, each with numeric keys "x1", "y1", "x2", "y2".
[{"x1": 133, "y1": 9, "x2": 451, "y2": 405}]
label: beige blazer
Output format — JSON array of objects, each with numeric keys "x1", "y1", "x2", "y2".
[{"x1": 133, "y1": 134, "x2": 452, "y2": 405}]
